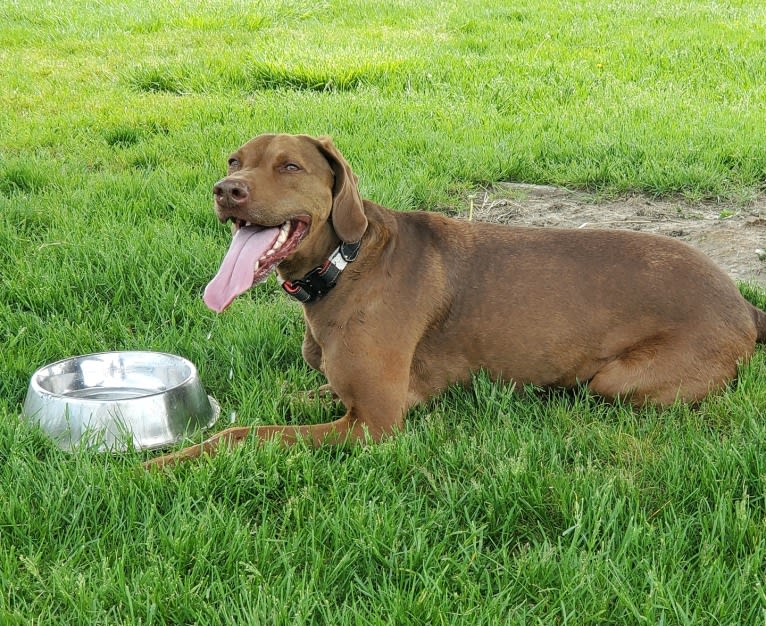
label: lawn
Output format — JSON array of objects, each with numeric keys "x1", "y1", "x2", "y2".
[{"x1": 2, "y1": 0, "x2": 766, "y2": 623}]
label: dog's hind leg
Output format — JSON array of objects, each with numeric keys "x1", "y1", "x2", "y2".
[{"x1": 587, "y1": 334, "x2": 744, "y2": 406}]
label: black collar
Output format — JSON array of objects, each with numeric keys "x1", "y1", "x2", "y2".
[{"x1": 279, "y1": 240, "x2": 361, "y2": 304}]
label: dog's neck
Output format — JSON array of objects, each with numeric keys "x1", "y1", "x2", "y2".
[
  {"x1": 275, "y1": 221, "x2": 363, "y2": 303},
  {"x1": 277, "y1": 239, "x2": 361, "y2": 304},
  {"x1": 277, "y1": 222, "x2": 340, "y2": 281}
]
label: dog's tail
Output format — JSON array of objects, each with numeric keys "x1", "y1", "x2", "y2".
[{"x1": 750, "y1": 303, "x2": 766, "y2": 343}]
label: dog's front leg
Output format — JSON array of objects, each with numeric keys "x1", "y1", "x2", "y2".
[
  {"x1": 142, "y1": 402, "x2": 400, "y2": 471},
  {"x1": 142, "y1": 426, "x2": 252, "y2": 469},
  {"x1": 299, "y1": 326, "x2": 338, "y2": 399},
  {"x1": 301, "y1": 326, "x2": 323, "y2": 372},
  {"x1": 142, "y1": 416, "x2": 360, "y2": 470},
  {"x1": 143, "y1": 348, "x2": 411, "y2": 470}
]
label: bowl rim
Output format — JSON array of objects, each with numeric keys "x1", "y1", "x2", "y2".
[{"x1": 29, "y1": 350, "x2": 200, "y2": 403}]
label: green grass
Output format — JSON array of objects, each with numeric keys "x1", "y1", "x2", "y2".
[{"x1": 2, "y1": 0, "x2": 766, "y2": 623}]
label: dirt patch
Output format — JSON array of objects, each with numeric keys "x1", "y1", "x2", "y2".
[{"x1": 458, "y1": 183, "x2": 766, "y2": 288}]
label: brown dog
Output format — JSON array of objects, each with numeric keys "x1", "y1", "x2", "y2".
[{"x1": 145, "y1": 133, "x2": 766, "y2": 468}]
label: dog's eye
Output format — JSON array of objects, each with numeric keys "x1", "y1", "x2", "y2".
[
  {"x1": 283, "y1": 163, "x2": 301, "y2": 172},
  {"x1": 227, "y1": 157, "x2": 240, "y2": 169}
]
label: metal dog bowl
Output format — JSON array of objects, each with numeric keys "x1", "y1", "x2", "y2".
[{"x1": 22, "y1": 351, "x2": 219, "y2": 452}]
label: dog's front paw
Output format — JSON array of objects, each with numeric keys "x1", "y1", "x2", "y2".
[
  {"x1": 288, "y1": 384, "x2": 339, "y2": 402},
  {"x1": 309, "y1": 384, "x2": 339, "y2": 400},
  {"x1": 142, "y1": 453, "x2": 178, "y2": 471}
]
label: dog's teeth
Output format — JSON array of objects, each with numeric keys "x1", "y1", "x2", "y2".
[
  {"x1": 266, "y1": 249, "x2": 275, "y2": 256},
  {"x1": 277, "y1": 230, "x2": 288, "y2": 244},
  {"x1": 254, "y1": 261, "x2": 260, "y2": 271}
]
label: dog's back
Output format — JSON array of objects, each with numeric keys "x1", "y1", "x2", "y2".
[{"x1": 380, "y1": 209, "x2": 763, "y2": 405}]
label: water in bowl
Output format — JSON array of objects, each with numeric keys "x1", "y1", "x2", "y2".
[{"x1": 64, "y1": 387, "x2": 153, "y2": 401}]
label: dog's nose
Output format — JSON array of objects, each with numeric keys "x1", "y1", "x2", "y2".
[{"x1": 213, "y1": 178, "x2": 250, "y2": 208}]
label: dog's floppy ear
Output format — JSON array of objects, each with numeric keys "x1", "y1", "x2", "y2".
[{"x1": 313, "y1": 135, "x2": 367, "y2": 243}]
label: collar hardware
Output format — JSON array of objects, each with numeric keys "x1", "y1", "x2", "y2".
[{"x1": 279, "y1": 240, "x2": 361, "y2": 304}]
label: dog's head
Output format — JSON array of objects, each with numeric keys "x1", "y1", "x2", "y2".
[{"x1": 204, "y1": 134, "x2": 367, "y2": 312}]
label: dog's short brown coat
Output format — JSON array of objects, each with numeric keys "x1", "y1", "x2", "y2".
[{"x1": 145, "y1": 134, "x2": 766, "y2": 468}]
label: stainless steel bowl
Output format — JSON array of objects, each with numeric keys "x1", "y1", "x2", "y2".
[{"x1": 22, "y1": 351, "x2": 219, "y2": 452}]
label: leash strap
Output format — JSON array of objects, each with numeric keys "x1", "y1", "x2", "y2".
[{"x1": 280, "y1": 240, "x2": 361, "y2": 303}]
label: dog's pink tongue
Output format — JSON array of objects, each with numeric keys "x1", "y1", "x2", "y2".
[{"x1": 203, "y1": 225, "x2": 279, "y2": 313}]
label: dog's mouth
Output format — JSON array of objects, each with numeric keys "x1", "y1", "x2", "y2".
[{"x1": 203, "y1": 217, "x2": 310, "y2": 313}]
